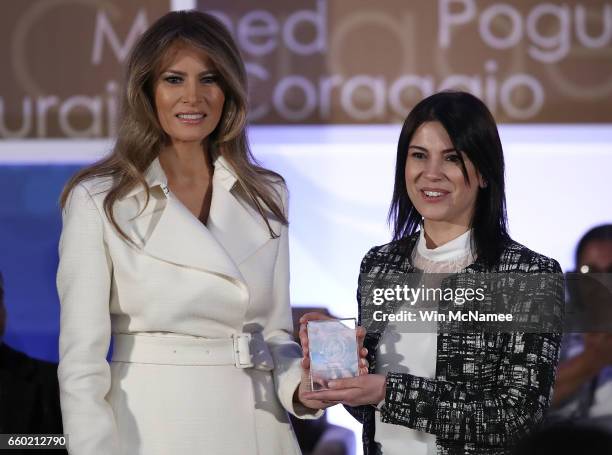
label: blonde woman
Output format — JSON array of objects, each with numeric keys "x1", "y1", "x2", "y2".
[{"x1": 57, "y1": 11, "x2": 325, "y2": 455}]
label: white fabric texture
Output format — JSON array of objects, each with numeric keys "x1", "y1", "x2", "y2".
[
  {"x1": 57, "y1": 156, "x2": 319, "y2": 455},
  {"x1": 374, "y1": 228, "x2": 474, "y2": 455}
]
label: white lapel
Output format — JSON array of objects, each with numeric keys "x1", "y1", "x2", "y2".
[
  {"x1": 115, "y1": 156, "x2": 271, "y2": 284},
  {"x1": 207, "y1": 156, "x2": 272, "y2": 265}
]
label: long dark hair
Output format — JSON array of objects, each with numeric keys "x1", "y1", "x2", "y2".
[
  {"x1": 61, "y1": 10, "x2": 287, "y2": 241},
  {"x1": 388, "y1": 91, "x2": 509, "y2": 268}
]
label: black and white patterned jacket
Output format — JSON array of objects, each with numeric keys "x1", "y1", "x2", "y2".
[{"x1": 346, "y1": 232, "x2": 564, "y2": 455}]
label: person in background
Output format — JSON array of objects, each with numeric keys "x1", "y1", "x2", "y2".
[
  {"x1": 0, "y1": 271, "x2": 66, "y2": 453},
  {"x1": 511, "y1": 423, "x2": 612, "y2": 455},
  {"x1": 549, "y1": 224, "x2": 612, "y2": 427}
]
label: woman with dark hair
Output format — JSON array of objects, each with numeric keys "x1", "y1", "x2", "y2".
[
  {"x1": 57, "y1": 10, "x2": 324, "y2": 455},
  {"x1": 301, "y1": 91, "x2": 564, "y2": 454}
]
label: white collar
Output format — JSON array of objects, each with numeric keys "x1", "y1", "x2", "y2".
[
  {"x1": 416, "y1": 228, "x2": 473, "y2": 262},
  {"x1": 121, "y1": 154, "x2": 238, "y2": 200}
]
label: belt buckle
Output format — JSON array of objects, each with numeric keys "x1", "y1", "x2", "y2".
[{"x1": 232, "y1": 333, "x2": 253, "y2": 369}]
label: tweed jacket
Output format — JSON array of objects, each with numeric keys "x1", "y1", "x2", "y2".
[{"x1": 346, "y1": 232, "x2": 564, "y2": 455}]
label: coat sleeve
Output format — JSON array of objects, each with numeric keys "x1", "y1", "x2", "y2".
[
  {"x1": 57, "y1": 183, "x2": 120, "y2": 455},
  {"x1": 381, "y1": 332, "x2": 561, "y2": 446},
  {"x1": 262, "y1": 183, "x2": 323, "y2": 419},
  {"x1": 343, "y1": 248, "x2": 379, "y2": 424},
  {"x1": 379, "y1": 261, "x2": 564, "y2": 447}
]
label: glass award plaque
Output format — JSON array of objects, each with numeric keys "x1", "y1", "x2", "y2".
[{"x1": 307, "y1": 318, "x2": 359, "y2": 391}]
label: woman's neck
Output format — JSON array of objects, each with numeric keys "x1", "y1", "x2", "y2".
[
  {"x1": 422, "y1": 220, "x2": 470, "y2": 249},
  {"x1": 158, "y1": 140, "x2": 212, "y2": 182}
]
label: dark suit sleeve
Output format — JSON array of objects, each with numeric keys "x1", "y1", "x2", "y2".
[
  {"x1": 36, "y1": 361, "x2": 64, "y2": 435},
  {"x1": 379, "y1": 259, "x2": 564, "y2": 447},
  {"x1": 343, "y1": 249, "x2": 379, "y2": 424}
]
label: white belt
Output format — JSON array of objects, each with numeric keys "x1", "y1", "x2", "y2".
[{"x1": 111, "y1": 333, "x2": 274, "y2": 370}]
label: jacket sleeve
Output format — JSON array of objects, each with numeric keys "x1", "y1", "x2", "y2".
[
  {"x1": 379, "y1": 261, "x2": 564, "y2": 447},
  {"x1": 262, "y1": 183, "x2": 323, "y2": 419},
  {"x1": 381, "y1": 332, "x2": 561, "y2": 446},
  {"x1": 57, "y1": 184, "x2": 120, "y2": 455},
  {"x1": 343, "y1": 248, "x2": 379, "y2": 424}
]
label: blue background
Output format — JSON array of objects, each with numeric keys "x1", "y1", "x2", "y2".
[{"x1": 1, "y1": 165, "x2": 80, "y2": 362}]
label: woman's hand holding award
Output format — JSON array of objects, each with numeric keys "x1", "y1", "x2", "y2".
[{"x1": 297, "y1": 312, "x2": 381, "y2": 409}]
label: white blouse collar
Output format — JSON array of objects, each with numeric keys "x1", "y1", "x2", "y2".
[{"x1": 416, "y1": 228, "x2": 473, "y2": 263}]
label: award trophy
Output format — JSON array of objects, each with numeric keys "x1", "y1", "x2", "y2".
[{"x1": 307, "y1": 318, "x2": 359, "y2": 391}]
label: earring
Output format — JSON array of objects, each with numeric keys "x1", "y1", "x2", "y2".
[{"x1": 481, "y1": 179, "x2": 488, "y2": 188}]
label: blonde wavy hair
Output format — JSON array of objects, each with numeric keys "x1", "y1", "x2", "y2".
[{"x1": 60, "y1": 10, "x2": 287, "y2": 239}]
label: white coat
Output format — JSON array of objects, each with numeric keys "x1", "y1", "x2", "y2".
[{"x1": 57, "y1": 156, "x2": 319, "y2": 455}]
